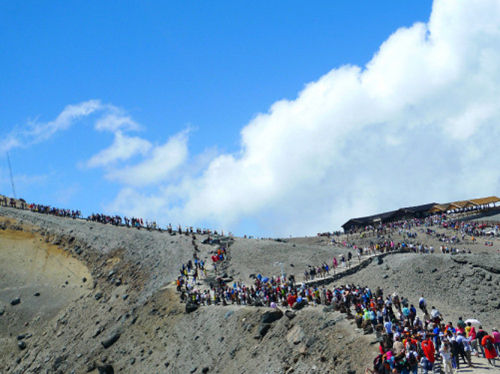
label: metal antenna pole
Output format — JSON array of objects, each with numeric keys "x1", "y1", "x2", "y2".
[{"x1": 6, "y1": 152, "x2": 16, "y2": 199}]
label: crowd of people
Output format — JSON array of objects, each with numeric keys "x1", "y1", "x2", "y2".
[
  {"x1": 174, "y1": 233, "x2": 499, "y2": 373},
  {"x1": 347, "y1": 213, "x2": 499, "y2": 243},
  {"x1": 365, "y1": 307, "x2": 499, "y2": 373},
  {"x1": 178, "y1": 261, "x2": 499, "y2": 373},
  {"x1": 0, "y1": 194, "x2": 226, "y2": 236},
  {"x1": 28, "y1": 203, "x2": 81, "y2": 218}
]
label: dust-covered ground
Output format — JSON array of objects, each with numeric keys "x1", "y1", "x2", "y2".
[{"x1": 1, "y1": 205, "x2": 500, "y2": 374}]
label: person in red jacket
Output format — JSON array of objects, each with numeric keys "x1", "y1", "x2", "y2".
[
  {"x1": 481, "y1": 333, "x2": 498, "y2": 366},
  {"x1": 287, "y1": 293, "x2": 297, "y2": 308},
  {"x1": 421, "y1": 336, "x2": 436, "y2": 367}
]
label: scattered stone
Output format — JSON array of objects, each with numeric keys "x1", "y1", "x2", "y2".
[
  {"x1": 122, "y1": 294, "x2": 129, "y2": 300},
  {"x1": 0, "y1": 307, "x2": 4, "y2": 316},
  {"x1": 93, "y1": 326, "x2": 105, "y2": 338},
  {"x1": 285, "y1": 310, "x2": 296, "y2": 319},
  {"x1": 82, "y1": 277, "x2": 87, "y2": 283},
  {"x1": 101, "y1": 332, "x2": 121, "y2": 349},
  {"x1": 97, "y1": 364, "x2": 114, "y2": 374},
  {"x1": 18, "y1": 341, "x2": 26, "y2": 350},
  {"x1": 320, "y1": 320, "x2": 336, "y2": 330},
  {"x1": 130, "y1": 358, "x2": 136, "y2": 365},
  {"x1": 34, "y1": 292, "x2": 40, "y2": 297},
  {"x1": 202, "y1": 367, "x2": 209, "y2": 373},
  {"x1": 11, "y1": 297, "x2": 21, "y2": 306},
  {"x1": 95, "y1": 292, "x2": 103, "y2": 301}
]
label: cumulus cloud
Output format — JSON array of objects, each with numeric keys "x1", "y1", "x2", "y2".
[
  {"x1": 107, "y1": 0, "x2": 500, "y2": 236},
  {"x1": 106, "y1": 130, "x2": 189, "y2": 186},
  {"x1": 86, "y1": 131, "x2": 152, "y2": 168}
]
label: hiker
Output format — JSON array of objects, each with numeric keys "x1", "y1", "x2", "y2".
[
  {"x1": 482, "y1": 331, "x2": 498, "y2": 366},
  {"x1": 456, "y1": 331, "x2": 473, "y2": 367},
  {"x1": 421, "y1": 336, "x2": 436, "y2": 373},
  {"x1": 476, "y1": 326, "x2": 487, "y2": 358},
  {"x1": 492, "y1": 328, "x2": 500, "y2": 355},
  {"x1": 439, "y1": 342, "x2": 453, "y2": 374}
]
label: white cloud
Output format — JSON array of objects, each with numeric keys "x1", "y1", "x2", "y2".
[
  {"x1": 106, "y1": 130, "x2": 189, "y2": 186},
  {"x1": 86, "y1": 131, "x2": 152, "y2": 168},
  {"x1": 94, "y1": 113, "x2": 140, "y2": 132},
  {"x1": 108, "y1": 0, "x2": 500, "y2": 236},
  {"x1": 1, "y1": 100, "x2": 103, "y2": 152}
]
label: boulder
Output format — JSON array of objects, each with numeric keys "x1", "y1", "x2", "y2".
[
  {"x1": 260, "y1": 310, "x2": 283, "y2": 324},
  {"x1": 185, "y1": 303, "x2": 199, "y2": 314},
  {"x1": 258, "y1": 323, "x2": 271, "y2": 338},
  {"x1": 292, "y1": 299, "x2": 307, "y2": 310}
]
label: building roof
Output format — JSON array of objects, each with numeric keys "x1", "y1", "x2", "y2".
[
  {"x1": 341, "y1": 196, "x2": 500, "y2": 230},
  {"x1": 341, "y1": 202, "x2": 437, "y2": 229},
  {"x1": 470, "y1": 196, "x2": 500, "y2": 205}
]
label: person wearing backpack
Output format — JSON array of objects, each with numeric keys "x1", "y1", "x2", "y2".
[
  {"x1": 476, "y1": 326, "x2": 487, "y2": 358},
  {"x1": 405, "y1": 348, "x2": 419, "y2": 374},
  {"x1": 481, "y1": 332, "x2": 498, "y2": 366},
  {"x1": 366, "y1": 353, "x2": 389, "y2": 374}
]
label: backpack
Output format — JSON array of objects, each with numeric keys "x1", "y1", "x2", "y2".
[
  {"x1": 373, "y1": 354, "x2": 386, "y2": 373},
  {"x1": 408, "y1": 352, "x2": 418, "y2": 367},
  {"x1": 421, "y1": 357, "x2": 432, "y2": 370}
]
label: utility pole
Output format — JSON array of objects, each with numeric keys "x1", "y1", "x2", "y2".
[{"x1": 6, "y1": 152, "x2": 16, "y2": 199}]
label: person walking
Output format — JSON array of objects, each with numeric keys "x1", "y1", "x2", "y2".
[
  {"x1": 482, "y1": 332, "x2": 498, "y2": 367},
  {"x1": 421, "y1": 336, "x2": 436, "y2": 373},
  {"x1": 492, "y1": 328, "x2": 500, "y2": 356},
  {"x1": 476, "y1": 326, "x2": 487, "y2": 358},
  {"x1": 440, "y1": 342, "x2": 453, "y2": 374}
]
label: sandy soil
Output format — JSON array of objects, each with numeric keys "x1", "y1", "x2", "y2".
[{"x1": 0, "y1": 227, "x2": 92, "y2": 336}]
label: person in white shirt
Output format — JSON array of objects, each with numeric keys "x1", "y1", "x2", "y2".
[
  {"x1": 440, "y1": 342, "x2": 453, "y2": 374},
  {"x1": 456, "y1": 332, "x2": 473, "y2": 367}
]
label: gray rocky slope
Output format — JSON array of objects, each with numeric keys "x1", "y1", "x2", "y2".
[{"x1": 0, "y1": 206, "x2": 499, "y2": 373}]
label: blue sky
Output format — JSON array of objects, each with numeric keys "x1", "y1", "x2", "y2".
[{"x1": 2, "y1": 1, "x2": 500, "y2": 236}]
